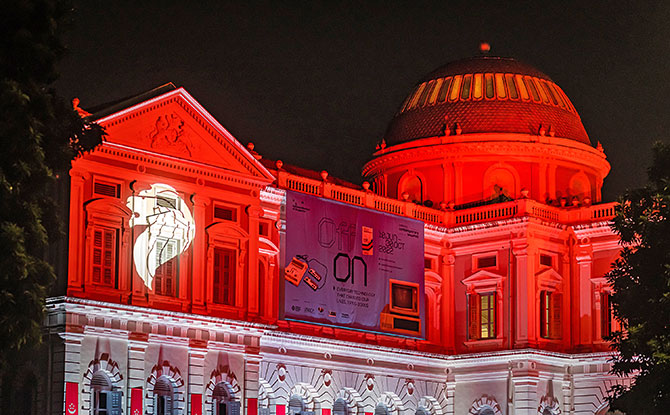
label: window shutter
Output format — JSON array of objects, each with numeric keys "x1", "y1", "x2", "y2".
[
  {"x1": 550, "y1": 292, "x2": 562, "y2": 339},
  {"x1": 490, "y1": 292, "x2": 496, "y2": 338},
  {"x1": 333, "y1": 398, "x2": 348, "y2": 415},
  {"x1": 289, "y1": 395, "x2": 304, "y2": 415},
  {"x1": 93, "y1": 229, "x2": 103, "y2": 283},
  {"x1": 375, "y1": 403, "x2": 389, "y2": 415},
  {"x1": 110, "y1": 391, "x2": 123, "y2": 415},
  {"x1": 228, "y1": 401, "x2": 241, "y2": 415},
  {"x1": 468, "y1": 294, "x2": 479, "y2": 340},
  {"x1": 165, "y1": 395, "x2": 172, "y2": 415},
  {"x1": 213, "y1": 249, "x2": 221, "y2": 303},
  {"x1": 540, "y1": 291, "x2": 548, "y2": 338},
  {"x1": 601, "y1": 293, "x2": 611, "y2": 338},
  {"x1": 259, "y1": 408, "x2": 271, "y2": 415}
]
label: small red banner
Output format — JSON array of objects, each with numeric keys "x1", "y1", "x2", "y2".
[
  {"x1": 65, "y1": 382, "x2": 78, "y2": 415},
  {"x1": 191, "y1": 393, "x2": 203, "y2": 415},
  {"x1": 277, "y1": 404, "x2": 286, "y2": 415},
  {"x1": 322, "y1": 409, "x2": 332, "y2": 415},
  {"x1": 248, "y1": 398, "x2": 258, "y2": 415},
  {"x1": 131, "y1": 387, "x2": 143, "y2": 415}
]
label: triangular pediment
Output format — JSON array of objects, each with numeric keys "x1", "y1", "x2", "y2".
[
  {"x1": 462, "y1": 269, "x2": 505, "y2": 286},
  {"x1": 95, "y1": 87, "x2": 274, "y2": 183},
  {"x1": 536, "y1": 268, "x2": 563, "y2": 290}
]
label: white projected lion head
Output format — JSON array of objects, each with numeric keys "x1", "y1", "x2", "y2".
[{"x1": 126, "y1": 184, "x2": 195, "y2": 290}]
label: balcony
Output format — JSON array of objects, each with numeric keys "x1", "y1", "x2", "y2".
[{"x1": 276, "y1": 170, "x2": 616, "y2": 228}]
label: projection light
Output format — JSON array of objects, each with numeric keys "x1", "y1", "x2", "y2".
[{"x1": 127, "y1": 183, "x2": 195, "y2": 289}]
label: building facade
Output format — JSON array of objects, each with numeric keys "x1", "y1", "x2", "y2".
[{"x1": 33, "y1": 56, "x2": 627, "y2": 415}]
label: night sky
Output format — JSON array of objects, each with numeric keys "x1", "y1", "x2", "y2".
[{"x1": 55, "y1": 1, "x2": 670, "y2": 201}]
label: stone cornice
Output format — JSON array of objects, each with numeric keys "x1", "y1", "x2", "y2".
[{"x1": 363, "y1": 134, "x2": 609, "y2": 177}]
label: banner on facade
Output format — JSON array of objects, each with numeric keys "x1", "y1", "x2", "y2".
[
  {"x1": 191, "y1": 393, "x2": 202, "y2": 415},
  {"x1": 283, "y1": 191, "x2": 425, "y2": 338},
  {"x1": 65, "y1": 382, "x2": 78, "y2": 415},
  {"x1": 131, "y1": 388, "x2": 143, "y2": 415}
]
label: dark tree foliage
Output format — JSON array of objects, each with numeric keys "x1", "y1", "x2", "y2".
[
  {"x1": 0, "y1": 0, "x2": 103, "y2": 368},
  {"x1": 607, "y1": 142, "x2": 670, "y2": 413}
]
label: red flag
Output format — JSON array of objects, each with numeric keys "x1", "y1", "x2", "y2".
[
  {"x1": 131, "y1": 387, "x2": 143, "y2": 415},
  {"x1": 65, "y1": 382, "x2": 78, "y2": 415},
  {"x1": 191, "y1": 393, "x2": 203, "y2": 415}
]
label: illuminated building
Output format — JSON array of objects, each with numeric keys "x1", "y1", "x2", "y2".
[{"x1": 34, "y1": 55, "x2": 627, "y2": 415}]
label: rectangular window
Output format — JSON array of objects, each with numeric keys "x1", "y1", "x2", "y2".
[
  {"x1": 601, "y1": 292, "x2": 612, "y2": 339},
  {"x1": 476, "y1": 255, "x2": 497, "y2": 269},
  {"x1": 540, "y1": 254, "x2": 553, "y2": 267},
  {"x1": 214, "y1": 205, "x2": 237, "y2": 222},
  {"x1": 540, "y1": 290, "x2": 562, "y2": 339},
  {"x1": 155, "y1": 239, "x2": 178, "y2": 297},
  {"x1": 424, "y1": 257, "x2": 433, "y2": 270},
  {"x1": 92, "y1": 228, "x2": 117, "y2": 287},
  {"x1": 93, "y1": 180, "x2": 120, "y2": 198},
  {"x1": 259, "y1": 221, "x2": 270, "y2": 237},
  {"x1": 480, "y1": 292, "x2": 496, "y2": 339},
  {"x1": 156, "y1": 196, "x2": 178, "y2": 209},
  {"x1": 468, "y1": 292, "x2": 496, "y2": 340},
  {"x1": 213, "y1": 248, "x2": 236, "y2": 306}
]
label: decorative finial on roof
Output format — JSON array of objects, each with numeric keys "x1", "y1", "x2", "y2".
[
  {"x1": 72, "y1": 97, "x2": 91, "y2": 117},
  {"x1": 479, "y1": 42, "x2": 491, "y2": 54},
  {"x1": 246, "y1": 142, "x2": 255, "y2": 151}
]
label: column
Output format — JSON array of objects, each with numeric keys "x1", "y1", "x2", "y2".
[
  {"x1": 188, "y1": 346, "x2": 207, "y2": 415},
  {"x1": 56, "y1": 332, "x2": 84, "y2": 415},
  {"x1": 68, "y1": 170, "x2": 87, "y2": 291},
  {"x1": 441, "y1": 252, "x2": 455, "y2": 352},
  {"x1": 191, "y1": 195, "x2": 210, "y2": 311},
  {"x1": 575, "y1": 239, "x2": 593, "y2": 349},
  {"x1": 561, "y1": 366, "x2": 574, "y2": 415},
  {"x1": 245, "y1": 350, "x2": 262, "y2": 415},
  {"x1": 445, "y1": 369, "x2": 456, "y2": 415},
  {"x1": 513, "y1": 241, "x2": 529, "y2": 348},
  {"x1": 247, "y1": 204, "x2": 263, "y2": 317},
  {"x1": 510, "y1": 359, "x2": 539, "y2": 415},
  {"x1": 127, "y1": 337, "x2": 148, "y2": 413}
]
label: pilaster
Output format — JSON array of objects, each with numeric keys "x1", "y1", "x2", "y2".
[
  {"x1": 191, "y1": 194, "x2": 210, "y2": 309},
  {"x1": 509, "y1": 359, "x2": 539, "y2": 415},
  {"x1": 512, "y1": 240, "x2": 529, "y2": 348}
]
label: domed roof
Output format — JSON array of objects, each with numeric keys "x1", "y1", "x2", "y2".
[{"x1": 384, "y1": 56, "x2": 590, "y2": 146}]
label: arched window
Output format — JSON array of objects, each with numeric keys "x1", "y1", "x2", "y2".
[
  {"x1": 478, "y1": 406, "x2": 495, "y2": 415},
  {"x1": 333, "y1": 398, "x2": 349, "y2": 415},
  {"x1": 91, "y1": 371, "x2": 121, "y2": 415},
  {"x1": 289, "y1": 394, "x2": 306, "y2": 415},
  {"x1": 213, "y1": 382, "x2": 239, "y2": 415},
  {"x1": 375, "y1": 403, "x2": 389, "y2": 415},
  {"x1": 399, "y1": 175, "x2": 423, "y2": 203},
  {"x1": 415, "y1": 406, "x2": 430, "y2": 415},
  {"x1": 155, "y1": 376, "x2": 174, "y2": 415},
  {"x1": 486, "y1": 168, "x2": 515, "y2": 200},
  {"x1": 569, "y1": 171, "x2": 591, "y2": 201}
]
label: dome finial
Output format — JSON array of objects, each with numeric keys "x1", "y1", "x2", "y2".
[{"x1": 479, "y1": 42, "x2": 491, "y2": 54}]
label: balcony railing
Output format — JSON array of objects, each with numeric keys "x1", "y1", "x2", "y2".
[{"x1": 276, "y1": 171, "x2": 617, "y2": 228}]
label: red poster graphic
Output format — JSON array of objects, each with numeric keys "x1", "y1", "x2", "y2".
[
  {"x1": 322, "y1": 409, "x2": 332, "y2": 415},
  {"x1": 277, "y1": 404, "x2": 286, "y2": 415},
  {"x1": 65, "y1": 382, "x2": 78, "y2": 415},
  {"x1": 191, "y1": 393, "x2": 203, "y2": 415},
  {"x1": 248, "y1": 398, "x2": 258, "y2": 415},
  {"x1": 131, "y1": 387, "x2": 143, "y2": 415}
]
